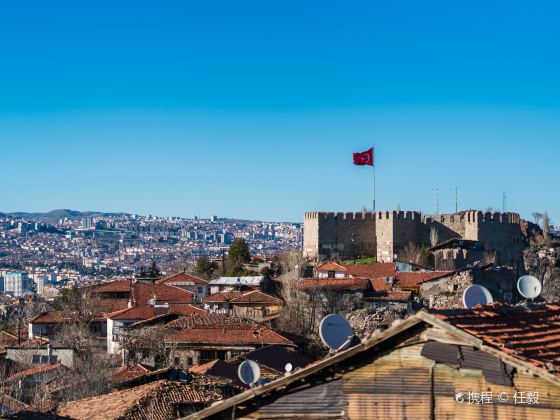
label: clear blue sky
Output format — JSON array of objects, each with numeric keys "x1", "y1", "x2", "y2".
[{"x1": 1, "y1": 1, "x2": 559, "y2": 223}]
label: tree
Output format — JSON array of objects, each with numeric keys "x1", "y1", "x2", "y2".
[
  {"x1": 429, "y1": 226, "x2": 439, "y2": 247},
  {"x1": 136, "y1": 266, "x2": 148, "y2": 279},
  {"x1": 224, "y1": 238, "x2": 251, "y2": 276},
  {"x1": 532, "y1": 212, "x2": 544, "y2": 225},
  {"x1": 147, "y1": 261, "x2": 161, "y2": 279},
  {"x1": 543, "y1": 211, "x2": 551, "y2": 245},
  {"x1": 194, "y1": 255, "x2": 218, "y2": 279}
]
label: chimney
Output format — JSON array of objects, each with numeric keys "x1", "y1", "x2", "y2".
[{"x1": 127, "y1": 298, "x2": 133, "y2": 309}]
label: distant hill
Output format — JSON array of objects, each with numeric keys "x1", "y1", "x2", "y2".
[{"x1": 3, "y1": 209, "x2": 130, "y2": 223}]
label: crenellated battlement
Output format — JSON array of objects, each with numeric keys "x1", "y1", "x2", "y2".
[
  {"x1": 376, "y1": 210, "x2": 421, "y2": 221},
  {"x1": 304, "y1": 211, "x2": 376, "y2": 221}
]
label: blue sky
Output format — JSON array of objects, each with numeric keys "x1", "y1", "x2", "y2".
[{"x1": 1, "y1": 1, "x2": 559, "y2": 223}]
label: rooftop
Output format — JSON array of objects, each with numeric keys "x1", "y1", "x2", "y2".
[
  {"x1": 57, "y1": 380, "x2": 218, "y2": 420},
  {"x1": 155, "y1": 272, "x2": 209, "y2": 286}
]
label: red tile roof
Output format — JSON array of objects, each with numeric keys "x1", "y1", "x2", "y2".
[
  {"x1": 202, "y1": 291, "x2": 244, "y2": 303},
  {"x1": 6, "y1": 363, "x2": 63, "y2": 382},
  {"x1": 165, "y1": 327, "x2": 297, "y2": 347},
  {"x1": 431, "y1": 303, "x2": 560, "y2": 375},
  {"x1": 316, "y1": 261, "x2": 347, "y2": 272},
  {"x1": 395, "y1": 271, "x2": 451, "y2": 288},
  {"x1": 343, "y1": 263, "x2": 396, "y2": 278},
  {"x1": 30, "y1": 311, "x2": 70, "y2": 324},
  {"x1": 91, "y1": 279, "x2": 133, "y2": 293},
  {"x1": 229, "y1": 291, "x2": 283, "y2": 306},
  {"x1": 57, "y1": 379, "x2": 219, "y2": 420},
  {"x1": 297, "y1": 277, "x2": 371, "y2": 292},
  {"x1": 156, "y1": 272, "x2": 209, "y2": 286},
  {"x1": 108, "y1": 304, "x2": 206, "y2": 321},
  {"x1": 366, "y1": 290, "x2": 412, "y2": 302},
  {"x1": 131, "y1": 282, "x2": 195, "y2": 306},
  {"x1": 164, "y1": 314, "x2": 298, "y2": 347},
  {"x1": 112, "y1": 364, "x2": 152, "y2": 384}
]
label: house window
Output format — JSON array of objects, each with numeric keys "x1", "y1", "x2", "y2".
[
  {"x1": 174, "y1": 357, "x2": 181, "y2": 366},
  {"x1": 187, "y1": 357, "x2": 193, "y2": 366},
  {"x1": 328, "y1": 270, "x2": 335, "y2": 278},
  {"x1": 200, "y1": 350, "x2": 215, "y2": 363},
  {"x1": 32, "y1": 355, "x2": 41, "y2": 364},
  {"x1": 228, "y1": 350, "x2": 245, "y2": 360},
  {"x1": 453, "y1": 284, "x2": 458, "y2": 291},
  {"x1": 197, "y1": 287, "x2": 203, "y2": 293}
]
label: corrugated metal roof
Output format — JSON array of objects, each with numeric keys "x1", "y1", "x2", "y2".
[{"x1": 208, "y1": 276, "x2": 264, "y2": 286}]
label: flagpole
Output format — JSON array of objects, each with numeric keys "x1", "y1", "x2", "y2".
[{"x1": 372, "y1": 146, "x2": 376, "y2": 212}]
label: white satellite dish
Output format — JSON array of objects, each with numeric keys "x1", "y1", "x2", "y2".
[
  {"x1": 238, "y1": 360, "x2": 261, "y2": 386},
  {"x1": 517, "y1": 275, "x2": 542, "y2": 300},
  {"x1": 319, "y1": 314, "x2": 353, "y2": 350},
  {"x1": 462, "y1": 284, "x2": 493, "y2": 309},
  {"x1": 284, "y1": 363, "x2": 293, "y2": 373}
]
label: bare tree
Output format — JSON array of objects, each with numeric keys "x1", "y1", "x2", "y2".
[
  {"x1": 532, "y1": 212, "x2": 544, "y2": 225},
  {"x1": 543, "y1": 211, "x2": 551, "y2": 245},
  {"x1": 430, "y1": 226, "x2": 439, "y2": 247},
  {"x1": 482, "y1": 251, "x2": 497, "y2": 266}
]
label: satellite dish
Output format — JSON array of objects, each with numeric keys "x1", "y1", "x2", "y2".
[
  {"x1": 284, "y1": 363, "x2": 293, "y2": 373},
  {"x1": 462, "y1": 285, "x2": 493, "y2": 309},
  {"x1": 238, "y1": 360, "x2": 261, "y2": 386},
  {"x1": 319, "y1": 314, "x2": 353, "y2": 350},
  {"x1": 517, "y1": 275, "x2": 542, "y2": 299}
]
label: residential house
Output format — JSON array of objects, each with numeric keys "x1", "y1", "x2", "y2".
[
  {"x1": 208, "y1": 276, "x2": 265, "y2": 294},
  {"x1": 202, "y1": 290, "x2": 282, "y2": 321},
  {"x1": 160, "y1": 314, "x2": 303, "y2": 368},
  {"x1": 156, "y1": 272, "x2": 210, "y2": 303},
  {"x1": 186, "y1": 303, "x2": 560, "y2": 419}
]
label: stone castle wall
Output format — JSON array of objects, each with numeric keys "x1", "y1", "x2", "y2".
[
  {"x1": 303, "y1": 210, "x2": 525, "y2": 269},
  {"x1": 303, "y1": 212, "x2": 376, "y2": 260}
]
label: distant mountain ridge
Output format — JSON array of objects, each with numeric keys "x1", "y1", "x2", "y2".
[{"x1": 2, "y1": 209, "x2": 130, "y2": 223}]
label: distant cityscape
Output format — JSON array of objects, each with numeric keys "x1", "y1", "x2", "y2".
[{"x1": 0, "y1": 209, "x2": 302, "y2": 294}]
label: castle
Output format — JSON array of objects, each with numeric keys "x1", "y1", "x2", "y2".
[{"x1": 303, "y1": 210, "x2": 525, "y2": 270}]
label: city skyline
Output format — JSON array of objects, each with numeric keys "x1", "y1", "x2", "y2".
[{"x1": 2, "y1": 1, "x2": 560, "y2": 222}]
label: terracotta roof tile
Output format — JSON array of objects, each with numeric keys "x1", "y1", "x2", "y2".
[
  {"x1": 297, "y1": 277, "x2": 371, "y2": 291},
  {"x1": 156, "y1": 272, "x2": 209, "y2": 286},
  {"x1": 343, "y1": 263, "x2": 396, "y2": 278},
  {"x1": 112, "y1": 364, "x2": 152, "y2": 384},
  {"x1": 365, "y1": 290, "x2": 412, "y2": 302},
  {"x1": 229, "y1": 290, "x2": 283, "y2": 306},
  {"x1": 6, "y1": 363, "x2": 64, "y2": 382},
  {"x1": 395, "y1": 271, "x2": 451, "y2": 288},
  {"x1": 432, "y1": 303, "x2": 560, "y2": 375},
  {"x1": 202, "y1": 291, "x2": 244, "y2": 303},
  {"x1": 109, "y1": 304, "x2": 206, "y2": 321},
  {"x1": 30, "y1": 311, "x2": 69, "y2": 324},
  {"x1": 131, "y1": 283, "x2": 195, "y2": 306},
  {"x1": 57, "y1": 380, "x2": 219, "y2": 420},
  {"x1": 316, "y1": 261, "x2": 347, "y2": 272},
  {"x1": 91, "y1": 279, "x2": 133, "y2": 293}
]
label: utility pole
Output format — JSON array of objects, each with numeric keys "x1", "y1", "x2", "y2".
[
  {"x1": 455, "y1": 187, "x2": 458, "y2": 213},
  {"x1": 436, "y1": 188, "x2": 440, "y2": 216}
]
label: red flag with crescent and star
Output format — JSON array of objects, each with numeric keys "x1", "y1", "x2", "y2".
[{"x1": 353, "y1": 147, "x2": 374, "y2": 166}]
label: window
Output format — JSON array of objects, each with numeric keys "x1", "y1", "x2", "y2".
[
  {"x1": 174, "y1": 357, "x2": 181, "y2": 366},
  {"x1": 197, "y1": 287, "x2": 203, "y2": 293},
  {"x1": 32, "y1": 355, "x2": 41, "y2": 364},
  {"x1": 228, "y1": 350, "x2": 246, "y2": 360},
  {"x1": 200, "y1": 350, "x2": 215, "y2": 363},
  {"x1": 187, "y1": 357, "x2": 193, "y2": 366}
]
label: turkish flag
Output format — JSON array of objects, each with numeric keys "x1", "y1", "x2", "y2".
[{"x1": 353, "y1": 148, "x2": 374, "y2": 166}]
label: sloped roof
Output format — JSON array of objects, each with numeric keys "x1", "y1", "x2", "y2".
[
  {"x1": 343, "y1": 263, "x2": 396, "y2": 278},
  {"x1": 395, "y1": 271, "x2": 451, "y2": 288},
  {"x1": 229, "y1": 290, "x2": 283, "y2": 305},
  {"x1": 156, "y1": 272, "x2": 209, "y2": 286},
  {"x1": 165, "y1": 314, "x2": 255, "y2": 330},
  {"x1": 165, "y1": 327, "x2": 297, "y2": 347},
  {"x1": 297, "y1": 277, "x2": 371, "y2": 291},
  {"x1": 240, "y1": 344, "x2": 312, "y2": 373},
  {"x1": 208, "y1": 276, "x2": 264, "y2": 286},
  {"x1": 57, "y1": 380, "x2": 218, "y2": 420},
  {"x1": 132, "y1": 282, "x2": 195, "y2": 306},
  {"x1": 316, "y1": 261, "x2": 347, "y2": 272},
  {"x1": 30, "y1": 311, "x2": 69, "y2": 324},
  {"x1": 184, "y1": 306, "x2": 560, "y2": 419},
  {"x1": 112, "y1": 364, "x2": 152, "y2": 384},
  {"x1": 430, "y1": 303, "x2": 560, "y2": 374},
  {"x1": 189, "y1": 359, "x2": 239, "y2": 381},
  {"x1": 91, "y1": 279, "x2": 132, "y2": 293},
  {"x1": 6, "y1": 363, "x2": 64, "y2": 382},
  {"x1": 108, "y1": 304, "x2": 206, "y2": 321},
  {"x1": 202, "y1": 291, "x2": 244, "y2": 303},
  {"x1": 365, "y1": 290, "x2": 412, "y2": 302}
]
